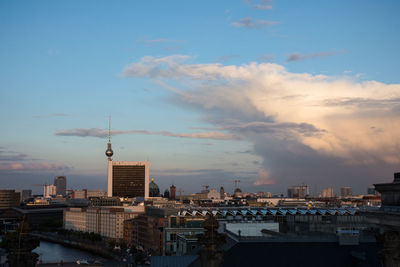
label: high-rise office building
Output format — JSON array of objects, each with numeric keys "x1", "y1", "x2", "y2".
[
  {"x1": 105, "y1": 119, "x2": 149, "y2": 198},
  {"x1": 0, "y1": 190, "x2": 20, "y2": 208},
  {"x1": 287, "y1": 184, "x2": 309, "y2": 198},
  {"x1": 319, "y1": 188, "x2": 334, "y2": 198},
  {"x1": 54, "y1": 176, "x2": 66, "y2": 196},
  {"x1": 21, "y1": 189, "x2": 32, "y2": 201},
  {"x1": 340, "y1": 187, "x2": 353, "y2": 198},
  {"x1": 107, "y1": 161, "x2": 149, "y2": 198}
]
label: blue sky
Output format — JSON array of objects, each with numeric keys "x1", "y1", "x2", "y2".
[{"x1": 1, "y1": 0, "x2": 400, "y2": 195}]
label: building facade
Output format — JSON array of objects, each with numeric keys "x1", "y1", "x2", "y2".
[
  {"x1": 287, "y1": 184, "x2": 309, "y2": 198},
  {"x1": 44, "y1": 184, "x2": 56, "y2": 198},
  {"x1": 320, "y1": 188, "x2": 334, "y2": 198},
  {"x1": 63, "y1": 207, "x2": 87, "y2": 231},
  {"x1": 341, "y1": 187, "x2": 353, "y2": 198},
  {"x1": 0, "y1": 190, "x2": 20, "y2": 208},
  {"x1": 21, "y1": 189, "x2": 32, "y2": 201},
  {"x1": 125, "y1": 214, "x2": 167, "y2": 255},
  {"x1": 63, "y1": 206, "x2": 144, "y2": 239},
  {"x1": 107, "y1": 161, "x2": 149, "y2": 198},
  {"x1": 170, "y1": 185, "x2": 176, "y2": 200}
]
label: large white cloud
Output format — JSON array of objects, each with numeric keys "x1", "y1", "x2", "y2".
[{"x1": 123, "y1": 55, "x2": 400, "y2": 189}]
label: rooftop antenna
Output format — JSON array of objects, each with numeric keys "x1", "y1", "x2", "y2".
[{"x1": 108, "y1": 116, "x2": 111, "y2": 143}]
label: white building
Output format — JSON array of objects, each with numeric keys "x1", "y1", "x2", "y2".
[
  {"x1": 64, "y1": 207, "x2": 87, "y2": 231},
  {"x1": 64, "y1": 206, "x2": 144, "y2": 239},
  {"x1": 207, "y1": 189, "x2": 221, "y2": 200},
  {"x1": 87, "y1": 190, "x2": 105, "y2": 198},
  {"x1": 320, "y1": 188, "x2": 334, "y2": 198},
  {"x1": 43, "y1": 184, "x2": 56, "y2": 198}
]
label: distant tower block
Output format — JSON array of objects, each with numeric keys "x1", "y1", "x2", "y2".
[
  {"x1": 170, "y1": 185, "x2": 176, "y2": 200},
  {"x1": 54, "y1": 176, "x2": 67, "y2": 196},
  {"x1": 220, "y1": 186, "x2": 225, "y2": 199}
]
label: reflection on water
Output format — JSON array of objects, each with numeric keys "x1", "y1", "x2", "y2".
[{"x1": 33, "y1": 240, "x2": 105, "y2": 263}]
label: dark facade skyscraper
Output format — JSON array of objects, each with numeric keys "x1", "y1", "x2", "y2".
[
  {"x1": 0, "y1": 190, "x2": 20, "y2": 208},
  {"x1": 107, "y1": 161, "x2": 149, "y2": 198},
  {"x1": 54, "y1": 176, "x2": 66, "y2": 196}
]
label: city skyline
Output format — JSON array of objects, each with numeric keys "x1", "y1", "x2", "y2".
[{"x1": 1, "y1": 0, "x2": 400, "y2": 195}]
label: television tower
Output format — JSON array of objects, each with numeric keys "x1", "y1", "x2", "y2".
[
  {"x1": 105, "y1": 116, "x2": 113, "y2": 160},
  {"x1": 106, "y1": 116, "x2": 113, "y2": 197}
]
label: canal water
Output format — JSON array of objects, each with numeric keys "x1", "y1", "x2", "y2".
[{"x1": 33, "y1": 240, "x2": 105, "y2": 263}]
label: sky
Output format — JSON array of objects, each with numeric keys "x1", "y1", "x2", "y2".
[{"x1": 1, "y1": 0, "x2": 400, "y2": 196}]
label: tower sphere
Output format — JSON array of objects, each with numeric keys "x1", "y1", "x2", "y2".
[
  {"x1": 106, "y1": 149, "x2": 113, "y2": 157},
  {"x1": 106, "y1": 143, "x2": 113, "y2": 157}
]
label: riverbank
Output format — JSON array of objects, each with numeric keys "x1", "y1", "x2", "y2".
[{"x1": 31, "y1": 232, "x2": 118, "y2": 260}]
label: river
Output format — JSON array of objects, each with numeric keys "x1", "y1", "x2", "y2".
[{"x1": 33, "y1": 240, "x2": 105, "y2": 263}]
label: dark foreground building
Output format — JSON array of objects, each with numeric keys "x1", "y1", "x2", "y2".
[{"x1": 221, "y1": 241, "x2": 381, "y2": 267}]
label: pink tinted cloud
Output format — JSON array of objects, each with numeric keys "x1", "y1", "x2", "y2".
[
  {"x1": 254, "y1": 168, "x2": 276, "y2": 185},
  {"x1": 0, "y1": 162, "x2": 70, "y2": 172}
]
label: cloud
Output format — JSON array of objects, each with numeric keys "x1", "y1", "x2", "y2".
[
  {"x1": 47, "y1": 49, "x2": 60, "y2": 55},
  {"x1": 150, "y1": 168, "x2": 258, "y2": 193},
  {"x1": 243, "y1": 0, "x2": 273, "y2": 10},
  {"x1": 0, "y1": 153, "x2": 28, "y2": 161},
  {"x1": 253, "y1": 4, "x2": 272, "y2": 10},
  {"x1": 257, "y1": 54, "x2": 275, "y2": 62},
  {"x1": 0, "y1": 162, "x2": 70, "y2": 172},
  {"x1": 0, "y1": 149, "x2": 68, "y2": 172},
  {"x1": 0, "y1": 149, "x2": 40, "y2": 162},
  {"x1": 163, "y1": 46, "x2": 183, "y2": 52},
  {"x1": 139, "y1": 38, "x2": 171, "y2": 44},
  {"x1": 32, "y1": 113, "x2": 72, "y2": 119},
  {"x1": 152, "y1": 168, "x2": 225, "y2": 176},
  {"x1": 216, "y1": 55, "x2": 240, "y2": 63},
  {"x1": 122, "y1": 55, "x2": 400, "y2": 191},
  {"x1": 219, "y1": 121, "x2": 325, "y2": 137},
  {"x1": 254, "y1": 168, "x2": 275, "y2": 185},
  {"x1": 55, "y1": 128, "x2": 238, "y2": 140},
  {"x1": 232, "y1": 17, "x2": 278, "y2": 29},
  {"x1": 136, "y1": 38, "x2": 181, "y2": 45},
  {"x1": 286, "y1": 50, "x2": 343, "y2": 62}
]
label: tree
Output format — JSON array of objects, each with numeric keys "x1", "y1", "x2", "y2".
[
  {"x1": 0, "y1": 216, "x2": 40, "y2": 267},
  {"x1": 197, "y1": 214, "x2": 226, "y2": 267}
]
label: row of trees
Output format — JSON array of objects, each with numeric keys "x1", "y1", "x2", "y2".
[{"x1": 57, "y1": 229, "x2": 102, "y2": 242}]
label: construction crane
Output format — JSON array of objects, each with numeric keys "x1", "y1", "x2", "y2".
[
  {"x1": 177, "y1": 189, "x2": 184, "y2": 201},
  {"x1": 229, "y1": 179, "x2": 240, "y2": 189},
  {"x1": 177, "y1": 189, "x2": 184, "y2": 196}
]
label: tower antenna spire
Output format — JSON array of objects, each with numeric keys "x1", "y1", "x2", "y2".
[{"x1": 108, "y1": 116, "x2": 111, "y2": 143}]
